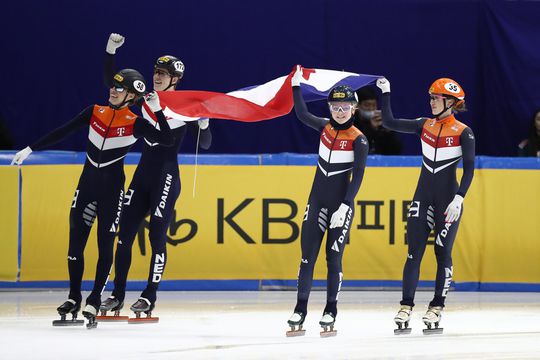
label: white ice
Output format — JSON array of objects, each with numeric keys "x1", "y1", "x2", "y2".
[{"x1": 1, "y1": 290, "x2": 539, "y2": 359}]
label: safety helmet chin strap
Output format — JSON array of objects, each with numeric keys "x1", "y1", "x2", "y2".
[
  {"x1": 164, "y1": 79, "x2": 175, "y2": 91},
  {"x1": 434, "y1": 97, "x2": 454, "y2": 119},
  {"x1": 162, "y1": 74, "x2": 179, "y2": 91},
  {"x1": 109, "y1": 92, "x2": 132, "y2": 110}
]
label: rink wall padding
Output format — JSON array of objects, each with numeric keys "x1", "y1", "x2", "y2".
[
  {"x1": 0, "y1": 152, "x2": 539, "y2": 291},
  {"x1": 0, "y1": 166, "x2": 19, "y2": 281}
]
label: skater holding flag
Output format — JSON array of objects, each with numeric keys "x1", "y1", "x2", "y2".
[{"x1": 286, "y1": 65, "x2": 369, "y2": 337}]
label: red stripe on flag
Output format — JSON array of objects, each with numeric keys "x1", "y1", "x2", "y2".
[{"x1": 155, "y1": 71, "x2": 295, "y2": 122}]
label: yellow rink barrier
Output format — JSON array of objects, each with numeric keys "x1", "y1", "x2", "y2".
[
  {"x1": 0, "y1": 154, "x2": 539, "y2": 290},
  {"x1": 0, "y1": 167, "x2": 19, "y2": 281}
]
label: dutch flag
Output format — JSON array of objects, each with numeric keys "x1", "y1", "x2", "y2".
[{"x1": 147, "y1": 66, "x2": 381, "y2": 122}]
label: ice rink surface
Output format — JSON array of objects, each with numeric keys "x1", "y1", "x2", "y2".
[{"x1": 1, "y1": 290, "x2": 539, "y2": 359}]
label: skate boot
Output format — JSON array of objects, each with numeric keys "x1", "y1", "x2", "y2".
[
  {"x1": 319, "y1": 312, "x2": 337, "y2": 338},
  {"x1": 394, "y1": 305, "x2": 412, "y2": 335},
  {"x1": 52, "y1": 299, "x2": 84, "y2": 326},
  {"x1": 97, "y1": 296, "x2": 128, "y2": 322},
  {"x1": 82, "y1": 303, "x2": 99, "y2": 330},
  {"x1": 286, "y1": 312, "x2": 306, "y2": 337},
  {"x1": 128, "y1": 297, "x2": 159, "y2": 324},
  {"x1": 422, "y1": 306, "x2": 443, "y2": 335}
]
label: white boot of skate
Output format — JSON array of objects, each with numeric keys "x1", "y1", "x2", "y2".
[
  {"x1": 319, "y1": 313, "x2": 337, "y2": 338},
  {"x1": 288, "y1": 312, "x2": 304, "y2": 325},
  {"x1": 422, "y1": 306, "x2": 443, "y2": 335},
  {"x1": 286, "y1": 312, "x2": 306, "y2": 337},
  {"x1": 83, "y1": 304, "x2": 97, "y2": 317},
  {"x1": 393, "y1": 305, "x2": 412, "y2": 335}
]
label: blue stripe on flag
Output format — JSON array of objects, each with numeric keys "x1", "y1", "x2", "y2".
[{"x1": 301, "y1": 74, "x2": 381, "y2": 102}]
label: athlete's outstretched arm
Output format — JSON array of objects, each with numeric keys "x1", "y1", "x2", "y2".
[
  {"x1": 293, "y1": 87, "x2": 328, "y2": 132},
  {"x1": 457, "y1": 127, "x2": 475, "y2": 197},
  {"x1": 377, "y1": 78, "x2": 425, "y2": 134},
  {"x1": 11, "y1": 105, "x2": 93, "y2": 165},
  {"x1": 32, "y1": 106, "x2": 93, "y2": 150},
  {"x1": 343, "y1": 135, "x2": 369, "y2": 205},
  {"x1": 134, "y1": 92, "x2": 173, "y2": 146}
]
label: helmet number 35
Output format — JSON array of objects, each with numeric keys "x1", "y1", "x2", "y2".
[{"x1": 445, "y1": 83, "x2": 460, "y2": 93}]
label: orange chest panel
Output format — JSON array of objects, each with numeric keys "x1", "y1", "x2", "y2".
[
  {"x1": 90, "y1": 106, "x2": 138, "y2": 138},
  {"x1": 320, "y1": 124, "x2": 362, "y2": 151},
  {"x1": 421, "y1": 117, "x2": 466, "y2": 148}
]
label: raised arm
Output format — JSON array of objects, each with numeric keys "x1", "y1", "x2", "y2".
[
  {"x1": 103, "y1": 34, "x2": 144, "y2": 107},
  {"x1": 104, "y1": 33, "x2": 124, "y2": 88},
  {"x1": 291, "y1": 66, "x2": 328, "y2": 132},
  {"x1": 293, "y1": 87, "x2": 328, "y2": 131},
  {"x1": 376, "y1": 78, "x2": 425, "y2": 135}
]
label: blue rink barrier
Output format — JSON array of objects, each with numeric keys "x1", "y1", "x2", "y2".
[
  {"x1": 1, "y1": 151, "x2": 539, "y2": 169},
  {"x1": 1, "y1": 280, "x2": 540, "y2": 292}
]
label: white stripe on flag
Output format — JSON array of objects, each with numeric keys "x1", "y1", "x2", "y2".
[
  {"x1": 227, "y1": 76, "x2": 288, "y2": 106},
  {"x1": 304, "y1": 69, "x2": 358, "y2": 91}
]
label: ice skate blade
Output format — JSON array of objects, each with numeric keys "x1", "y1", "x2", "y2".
[
  {"x1": 286, "y1": 329, "x2": 306, "y2": 337},
  {"x1": 52, "y1": 319, "x2": 84, "y2": 326},
  {"x1": 423, "y1": 327, "x2": 443, "y2": 335},
  {"x1": 128, "y1": 316, "x2": 159, "y2": 324},
  {"x1": 320, "y1": 329, "x2": 337, "y2": 338},
  {"x1": 394, "y1": 327, "x2": 412, "y2": 335},
  {"x1": 86, "y1": 321, "x2": 98, "y2": 330},
  {"x1": 96, "y1": 315, "x2": 129, "y2": 322},
  {"x1": 320, "y1": 324, "x2": 337, "y2": 338}
]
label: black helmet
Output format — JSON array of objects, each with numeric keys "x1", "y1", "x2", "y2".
[
  {"x1": 328, "y1": 85, "x2": 358, "y2": 103},
  {"x1": 155, "y1": 55, "x2": 184, "y2": 78},
  {"x1": 113, "y1": 69, "x2": 147, "y2": 96}
]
